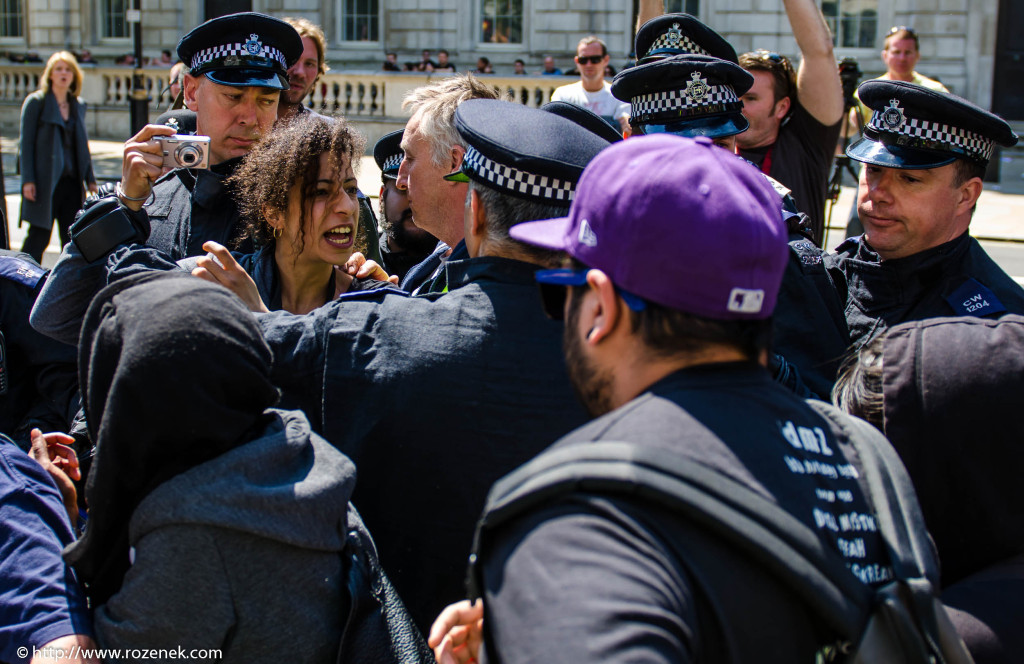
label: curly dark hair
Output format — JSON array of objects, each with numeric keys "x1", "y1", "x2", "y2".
[{"x1": 229, "y1": 113, "x2": 366, "y2": 255}]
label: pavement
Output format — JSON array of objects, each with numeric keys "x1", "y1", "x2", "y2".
[{"x1": 4, "y1": 133, "x2": 1024, "y2": 267}]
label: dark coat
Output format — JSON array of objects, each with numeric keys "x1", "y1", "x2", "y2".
[
  {"x1": 19, "y1": 90, "x2": 96, "y2": 230},
  {"x1": 258, "y1": 256, "x2": 590, "y2": 631},
  {"x1": 833, "y1": 232, "x2": 1024, "y2": 348}
]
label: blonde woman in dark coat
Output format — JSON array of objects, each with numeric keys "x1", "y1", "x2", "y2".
[{"x1": 19, "y1": 51, "x2": 98, "y2": 262}]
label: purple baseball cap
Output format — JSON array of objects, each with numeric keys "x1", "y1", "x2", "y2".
[{"x1": 509, "y1": 134, "x2": 789, "y2": 320}]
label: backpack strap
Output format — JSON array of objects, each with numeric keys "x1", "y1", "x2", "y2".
[
  {"x1": 806, "y1": 401, "x2": 939, "y2": 587},
  {"x1": 807, "y1": 401, "x2": 973, "y2": 664},
  {"x1": 468, "y1": 440, "x2": 872, "y2": 642}
]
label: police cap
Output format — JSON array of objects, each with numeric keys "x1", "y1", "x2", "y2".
[
  {"x1": 444, "y1": 99, "x2": 612, "y2": 207},
  {"x1": 848, "y1": 80, "x2": 1019, "y2": 169},
  {"x1": 612, "y1": 55, "x2": 752, "y2": 139},
  {"x1": 373, "y1": 129, "x2": 404, "y2": 180},
  {"x1": 634, "y1": 14, "x2": 738, "y2": 65},
  {"x1": 177, "y1": 12, "x2": 302, "y2": 91},
  {"x1": 540, "y1": 101, "x2": 623, "y2": 143}
]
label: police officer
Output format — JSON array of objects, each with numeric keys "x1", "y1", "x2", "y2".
[
  {"x1": 31, "y1": 12, "x2": 303, "y2": 345},
  {"x1": 611, "y1": 48, "x2": 849, "y2": 397},
  {"x1": 373, "y1": 129, "x2": 438, "y2": 282},
  {"x1": 256, "y1": 100, "x2": 612, "y2": 631},
  {"x1": 0, "y1": 250, "x2": 79, "y2": 447},
  {"x1": 835, "y1": 80, "x2": 1024, "y2": 346}
]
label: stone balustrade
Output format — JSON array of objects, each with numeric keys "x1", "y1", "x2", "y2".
[{"x1": 0, "y1": 64, "x2": 579, "y2": 141}]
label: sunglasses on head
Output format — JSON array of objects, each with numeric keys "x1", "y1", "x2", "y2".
[
  {"x1": 888, "y1": 25, "x2": 917, "y2": 37},
  {"x1": 535, "y1": 268, "x2": 647, "y2": 321},
  {"x1": 577, "y1": 55, "x2": 605, "y2": 65}
]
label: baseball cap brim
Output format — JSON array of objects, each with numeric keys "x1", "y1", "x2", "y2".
[
  {"x1": 847, "y1": 136, "x2": 957, "y2": 169},
  {"x1": 508, "y1": 216, "x2": 573, "y2": 252},
  {"x1": 204, "y1": 69, "x2": 289, "y2": 90},
  {"x1": 639, "y1": 114, "x2": 748, "y2": 139}
]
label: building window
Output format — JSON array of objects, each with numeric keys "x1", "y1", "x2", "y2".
[
  {"x1": 0, "y1": 0, "x2": 22, "y2": 38},
  {"x1": 665, "y1": 0, "x2": 699, "y2": 15},
  {"x1": 822, "y1": 0, "x2": 878, "y2": 48},
  {"x1": 341, "y1": 0, "x2": 379, "y2": 42},
  {"x1": 103, "y1": 0, "x2": 129, "y2": 38},
  {"x1": 480, "y1": 0, "x2": 522, "y2": 44}
]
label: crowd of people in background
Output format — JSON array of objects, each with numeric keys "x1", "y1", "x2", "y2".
[{"x1": 3, "y1": 2, "x2": 1024, "y2": 663}]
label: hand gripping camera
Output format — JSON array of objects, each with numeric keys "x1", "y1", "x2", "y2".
[{"x1": 155, "y1": 134, "x2": 211, "y2": 170}]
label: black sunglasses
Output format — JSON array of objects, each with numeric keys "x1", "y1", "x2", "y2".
[
  {"x1": 535, "y1": 269, "x2": 646, "y2": 321},
  {"x1": 576, "y1": 55, "x2": 605, "y2": 65}
]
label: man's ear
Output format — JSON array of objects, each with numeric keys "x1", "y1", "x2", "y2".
[
  {"x1": 468, "y1": 187, "x2": 486, "y2": 239},
  {"x1": 449, "y1": 144, "x2": 466, "y2": 176},
  {"x1": 582, "y1": 269, "x2": 622, "y2": 346},
  {"x1": 955, "y1": 175, "x2": 984, "y2": 216},
  {"x1": 183, "y1": 74, "x2": 200, "y2": 112},
  {"x1": 773, "y1": 95, "x2": 792, "y2": 121}
]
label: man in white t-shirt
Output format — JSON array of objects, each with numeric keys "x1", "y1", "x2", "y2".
[{"x1": 551, "y1": 36, "x2": 630, "y2": 134}]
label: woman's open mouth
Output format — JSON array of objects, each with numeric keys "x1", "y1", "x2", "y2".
[{"x1": 324, "y1": 224, "x2": 354, "y2": 248}]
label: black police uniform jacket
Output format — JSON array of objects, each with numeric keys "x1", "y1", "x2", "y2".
[
  {"x1": 834, "y1": 232, "x2": 1024, "y2": 347},
  {"x1": 144, "y1": 158, "x2": 253, "y2": 259},
  {"x1": 0, "y1": 250, "x2": 79, "y2": 446},
  {"x1": 257, "y1": 255, "x2": 590, "y2": 633},
  {"x1": 772, "y1": 231, "x2": 851, "y2": 399}
]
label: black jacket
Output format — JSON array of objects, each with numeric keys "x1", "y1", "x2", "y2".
[
  {"x1": 0, "y1": 250, "x2": 79, "y2": 445},
  {"x1": 143, "y1": 158, "x2": 252, "y2": 259},
  {"x1": 259, "y1": 256, "x2": 589, "y2": 631},
  {"x1": 833, "y1": 232, "x2": 1024, "y2": 347},
  {"x1": 478, "y1": 364, "x2": 893, "y2": 664}
]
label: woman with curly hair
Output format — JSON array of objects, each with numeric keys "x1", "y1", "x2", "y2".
[{"x1": 191, "y1": 113, "x2": 395, "y2": 314}]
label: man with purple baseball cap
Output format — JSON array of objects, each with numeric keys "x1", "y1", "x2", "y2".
[{"x1": 435, "y1": 134, "x2": 899, "y2": 663}]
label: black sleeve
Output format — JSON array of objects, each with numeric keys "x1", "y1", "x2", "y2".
[{"x1": 481, "y1": 494, "x2": 697, "y2": 664}]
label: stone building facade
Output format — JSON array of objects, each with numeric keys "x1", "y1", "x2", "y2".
[{"x1": 0, "y1": 0, "x2": 1011, "y2": 111}]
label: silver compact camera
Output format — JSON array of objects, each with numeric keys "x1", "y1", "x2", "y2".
[{"x1": 155, "y1": 134, "x2": 211, "y2": 170}]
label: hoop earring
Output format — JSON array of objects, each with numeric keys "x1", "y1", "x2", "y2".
[{"x1": 272, "y1": 226, "x2": 282, "y2": 239}]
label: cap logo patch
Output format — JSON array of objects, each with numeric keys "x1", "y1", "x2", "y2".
[
  {"x1": 881, "y1": 98, "x2": 906, "y2": 131},
  {"x1": 245, "y1": 34, "x2": 263, "y2": 56},
  {"x1": 684, "y1": 72, "x2": 709, "y2": 102},
  {"x1": 666, "y1": 23, "x2": 683, "y2": 48},
  {"x1": 164, "y1": 117, "x2": 180, "y2": 132},
  {"x1": 727, "y1": 288, "x2": 765, "y2": 314},
  {"x1": 578, "y1": 219, "x2": 598, "y2": 247}
]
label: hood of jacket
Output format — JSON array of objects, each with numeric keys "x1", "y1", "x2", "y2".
[{"x1": 129, "y1": 408, "x2": 354, "y2": 553}]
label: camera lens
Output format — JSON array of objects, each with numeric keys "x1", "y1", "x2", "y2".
[{"x1": 176, "y1": 144, "x2": 201, "y2": 166}]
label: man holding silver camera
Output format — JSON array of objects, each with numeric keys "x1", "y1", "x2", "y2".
[
  {"x1": 117, "y1": 12, "x2": 301, "y2": 254},
  {"x1": 30, "y1": 13, "x2": 302, "y2": 344}
]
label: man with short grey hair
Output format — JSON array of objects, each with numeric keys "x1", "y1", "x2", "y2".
[{"x1": 395, "y1": 74, "x2": 501, "y2": 292}]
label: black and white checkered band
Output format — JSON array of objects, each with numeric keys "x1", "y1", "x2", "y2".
[
  {"x1": 867, "y1": 109, "x2": 995, "y2": 162},
  {"x1": 462, "y1": 146, "x2": 575, "y2": 203},
  {"x1": 644, "y1": 33, "x2": 711, "y2": 59},
  {"x1": 190, "y1": 40, "x2": 287, "y2": 72},
  {"x1": 631, "y1": 83, "x2": 741, "y2": 120},
  {"x1": 382, "y1": 154, "x2": 403, "y2": 172}
]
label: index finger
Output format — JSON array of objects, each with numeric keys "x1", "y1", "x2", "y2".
[
  {"x1": 127, "y1": 123, "x2": 177, "y2": 146},
  {"x1": 201, "y1": 241, "x2": 240, "y2": 270},
  {"x1": 428, "y1": 599, "x2": 483, "y2": 648}
]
